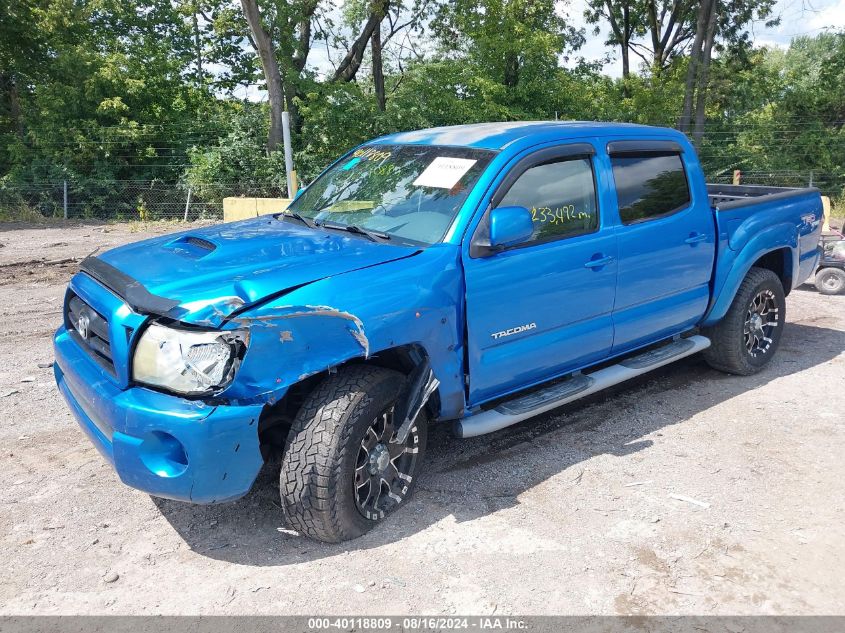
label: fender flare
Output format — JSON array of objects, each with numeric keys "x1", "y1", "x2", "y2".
[{"x1": 702, "y1": 222, "x2": 797, "y2": 327}]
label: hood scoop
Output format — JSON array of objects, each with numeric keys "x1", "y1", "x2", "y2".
[{"x1": 165, "y1": 235, "x2": 217, "y2": 258}]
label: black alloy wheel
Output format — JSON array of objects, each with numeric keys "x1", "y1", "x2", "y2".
[
  {"x1": 744, "y1": 288, "x2": 780, "y2": 358},
  {"x1": 354, "y1": 408, "x2": 421, "y2": 521}
]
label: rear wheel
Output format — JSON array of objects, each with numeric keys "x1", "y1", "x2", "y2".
[
  {"x1": 279, "y1": 366, "x2": 426, "y2": 543},
  {"x1": 703, "y1": 267, "x2": 786, "y2": 376},
  {"x1": 815, "y1": 267, "x2": 845, "y2": 295}
]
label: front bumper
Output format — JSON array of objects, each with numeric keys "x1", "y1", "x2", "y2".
[{"x1": 54, "y1": 325, "x2": 264, "y2": 504}]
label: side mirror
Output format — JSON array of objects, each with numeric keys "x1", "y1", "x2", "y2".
[
  {"x1": 489, "y1": 205, "x2": 534, "y2": 249},
  {"x1": 470, "y1": 205, "x2": 534, "y2": 257}
]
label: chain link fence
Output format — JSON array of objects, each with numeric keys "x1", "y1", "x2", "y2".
[
  {"x1": 0, "y1": 170, "x2": 841, "y2": 223},
  {"x1": 0, "y1": 180, "x2": 287, "y2": 221},
  {"x1": 706, "y1": 169, "x2": 843, "y2": 192}
]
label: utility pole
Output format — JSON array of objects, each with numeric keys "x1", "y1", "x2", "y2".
[
  {"x1": 282, "y1": 111, "x2": 295, "y2": 198},
  {"x1": 183, "y1": 187, "x2": 192, "y2": 221}
]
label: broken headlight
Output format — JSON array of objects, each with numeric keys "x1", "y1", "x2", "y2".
[{"x1": 132, "y1": 323, "x2": 248, "y2": 395}]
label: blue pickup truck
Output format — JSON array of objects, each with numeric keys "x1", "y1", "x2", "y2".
[{"x1": 54, "y1": 122, "x2": 823, "y2": 542}]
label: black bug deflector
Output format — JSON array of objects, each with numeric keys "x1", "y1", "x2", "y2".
[{"x1": 80, "y1": 257, "x2": 180, "y2": 316}]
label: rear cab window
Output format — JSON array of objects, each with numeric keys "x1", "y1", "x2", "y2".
[{"x1": 609, "y1": 148, "x2": 691, "y2": 224}]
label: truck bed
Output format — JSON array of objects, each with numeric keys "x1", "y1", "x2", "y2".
[
  {"x1": 707, "y1": 183, "x2": 819, "y2": 210},
  {"x1": 702, "y1": 182, "x2": 823, "y2": 328}
]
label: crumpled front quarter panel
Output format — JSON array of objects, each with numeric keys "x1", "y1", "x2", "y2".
[{"x1": 221, "y1": 244, "x2": 467, "y2": 419}]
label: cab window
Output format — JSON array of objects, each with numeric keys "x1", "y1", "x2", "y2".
[
  {"x1": 496, "y1": 157, "x2": 598, "y2": 244},
  {"x1": 610, "y1": 152, "x2": 691, "y2": 224}
]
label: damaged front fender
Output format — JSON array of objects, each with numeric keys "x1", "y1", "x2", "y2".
[
  {"x1": 216, "y1": 244, "x2": 468, "y2": 419},
  {"x1": 232, "y1": 305, "x2": 369, "y2": 357},
  {"x1": 217, "y1": 301, "x2": 375, "y2": 405}
]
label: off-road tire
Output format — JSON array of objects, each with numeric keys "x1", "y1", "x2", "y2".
[
  {"x1": 280, "y1": 365, "x2": 427, "y2": 543},
  {"x1": 815, "y1": 267, "x2": 845, "y2": 296},
  {"x1": 703, "y1": 267, "x2": 786, "y2": 376}
]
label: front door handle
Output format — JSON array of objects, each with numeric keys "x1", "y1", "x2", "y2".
[
  {"x1": 584, "y1": 254, "x2": 614, "y2": 269},
  {"x1": 685, "y1": 232, "x2": 707, "y2": 245}
]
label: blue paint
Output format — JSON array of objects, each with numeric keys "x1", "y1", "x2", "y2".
[
  {"x1": 487, "y1": 206, "x2": 534, "y2": 248},
  {"x1": 342, "y1": 156, "x2": 361, "y2": 170},
  {"x1": 53, "y1": 121, "x2": 823, "y2": 504},
  {"x1": 54, "y1": 331, "x2": 264, "y2": 503}
]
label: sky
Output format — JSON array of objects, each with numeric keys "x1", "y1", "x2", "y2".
[{"x1": 569, "y1": 0, "x2": 845, "y2": 78}]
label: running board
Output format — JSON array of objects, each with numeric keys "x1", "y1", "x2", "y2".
[{"x1": 454, "y1": 335, "x2": 711, "y2": 438}]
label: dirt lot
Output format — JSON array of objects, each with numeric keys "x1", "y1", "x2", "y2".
[{"x1": 1, "y1": 221, "x2": 844, "y2": 616}]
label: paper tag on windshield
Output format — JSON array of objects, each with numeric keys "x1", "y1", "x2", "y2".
[{"x1": 413, "y1": 157, "x2": 477, "y2": 189}]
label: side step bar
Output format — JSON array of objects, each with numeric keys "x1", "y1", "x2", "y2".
[{"x1": 454, "y1": 335, "x2": 711, "y2": 438}]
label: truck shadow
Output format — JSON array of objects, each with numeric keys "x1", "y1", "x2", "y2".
[{"x1": 154, "y1": 321, "x2": 845, "y2": 566}]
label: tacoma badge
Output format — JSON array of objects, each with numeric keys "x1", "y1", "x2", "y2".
[{"x1": 491, "y1": 322, "x2": 537, "y2": 340}]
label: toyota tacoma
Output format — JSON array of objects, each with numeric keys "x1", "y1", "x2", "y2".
[{"x1": 54, "y1": 122, "x2": 824, "y2": 542}]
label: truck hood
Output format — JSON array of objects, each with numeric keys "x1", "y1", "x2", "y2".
[{"x1": 96, "y1": 216, "x2": 419, "y2": 325}]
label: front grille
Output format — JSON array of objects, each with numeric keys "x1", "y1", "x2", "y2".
[{"x1": 66, "y1": 293, "x2": 116, "y2": 376}]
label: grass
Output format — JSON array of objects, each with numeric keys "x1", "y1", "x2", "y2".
[
  {"x1": 123, "y1": 218, "x2": 220, "y2": 233},
  {"x1": 126, "y1": 218, "x2": 192, "y2": 233},
  {"x1": 0, "y1": 204, "x2": 51, "y2": 223},
  {"x1": 0, "y1": 203, "x2": 221, "y2": 231}
]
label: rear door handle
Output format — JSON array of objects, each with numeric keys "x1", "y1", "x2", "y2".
[
  {"x1": 584, "y1": 254, "x2": 614, "y2": 269},
  {"x1": 685, "y1": 232, "x2": 707, "y2": 245}
]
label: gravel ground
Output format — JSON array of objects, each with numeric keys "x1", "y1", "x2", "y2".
[{"x1": 1, "y1": 221, "x2": 844, "y2": 616}]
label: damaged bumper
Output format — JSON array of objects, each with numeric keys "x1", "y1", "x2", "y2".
[{"x1": 54, "y1": 325, "x2": 264, "y2": 504}]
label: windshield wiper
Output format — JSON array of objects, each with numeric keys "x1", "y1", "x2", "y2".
[
  {"x1": 279, "y1": 210, "x2": 316, "y2": 228},
  {"x1": 343, "y1": 224, "x2": 391, "y2": 241},
  {"x1": 316, "y1": 220, "x2": 391, "y2": 242}
]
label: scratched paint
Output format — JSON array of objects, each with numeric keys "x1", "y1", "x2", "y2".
[{"x1": 232, "y1": 304, "x2": 370, "y2": 357}]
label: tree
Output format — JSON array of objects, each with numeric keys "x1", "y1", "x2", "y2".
[
  {"x1": 2, "y1": 0, "x2": 843, "y2": 212},
  {"x1": 333, "y1": 0, "x2": 390, "y2": 82},
  {"x1": 434, "y1": 0, "x2": 584, "y2": 90},
  {"x1": 240, "y1": 0, "x2": 433, "y2": 147},
  {"x1": 584, "y1": 0, "x2": 640, "y2": 83},
  {"x1": 677, "y1": 0, "x2": 777, "y2": 142},
  {"x1": 238, "y1": 0, "x2": 414, "y2": 147},
  {"x1": 678, "y1": 0, "x2": 711, "y2": 133},
  {"x1": 585, "y1": 0, "x2": 697, "y2": 79},
  {"x1": 371, "y1": 21, "x2": 386, "y2": 110},
  {"x1": 1, "y1": 0, "x2": 227, "y2": 186},
  {"x1": 240, "y1": 0, "x2": 286, "y2": 150},
  {"x1": 692, "y1": 0, "x2": 718, "y2": 143},
  {"x1": 324, "y1": 0, "x2": 430, "y2": 106},
  {"x1": 0, "y1": 0, "x2": 47, "y2": 143},
  {"x1": 640, "y1": 0, "x2": 697, "y2": 72}
]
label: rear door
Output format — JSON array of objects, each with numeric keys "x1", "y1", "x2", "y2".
[
  {"x1": 607, "y1": 140, "x2": 716, "y2": 352},
  {"x1": 462, "y1": 142, "x2": 618, "y2": 405}
]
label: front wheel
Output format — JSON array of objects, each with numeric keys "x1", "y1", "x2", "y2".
[
  {"x1": 815, "y1": 267, "x2": 845, "y2": 295},
  {"x1": 280, "y1": 366, "x2": 427, "y2": 543},
  {"x1": 703, "y1": 267, "x2": 786, "y2": 376}
]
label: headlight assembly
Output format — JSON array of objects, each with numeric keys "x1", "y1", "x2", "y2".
[{"x1": 132, "y1": 323, "x2": 248, "y2": 395}]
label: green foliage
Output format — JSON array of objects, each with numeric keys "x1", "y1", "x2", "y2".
[
  {"x1": 0, "y1": 0, "x2": 843, "y2": 207},
  {"x1": 699, "y1": 33, "x2": 845, "y2": 195},
  {"x1": 1, "y1": 0, "x2": 230, "y2": 186},
  {"x1": 433, "y1": 0, "x2": 582, "y2": 87},
  {"x1": 295, "y1": 59, "x2": 630, "y2": 181},
  {"x1": 185, "y1": 105, "x2": 287, "y2": 197}
]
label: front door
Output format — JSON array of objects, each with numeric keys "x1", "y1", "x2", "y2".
[{"x1": 463, "y1": 143, "x2": 618, "y2": 405}]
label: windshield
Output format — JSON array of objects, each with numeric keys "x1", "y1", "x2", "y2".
[{"x1": 287, "y1": 144, "x2": 496, "y2": 245}]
